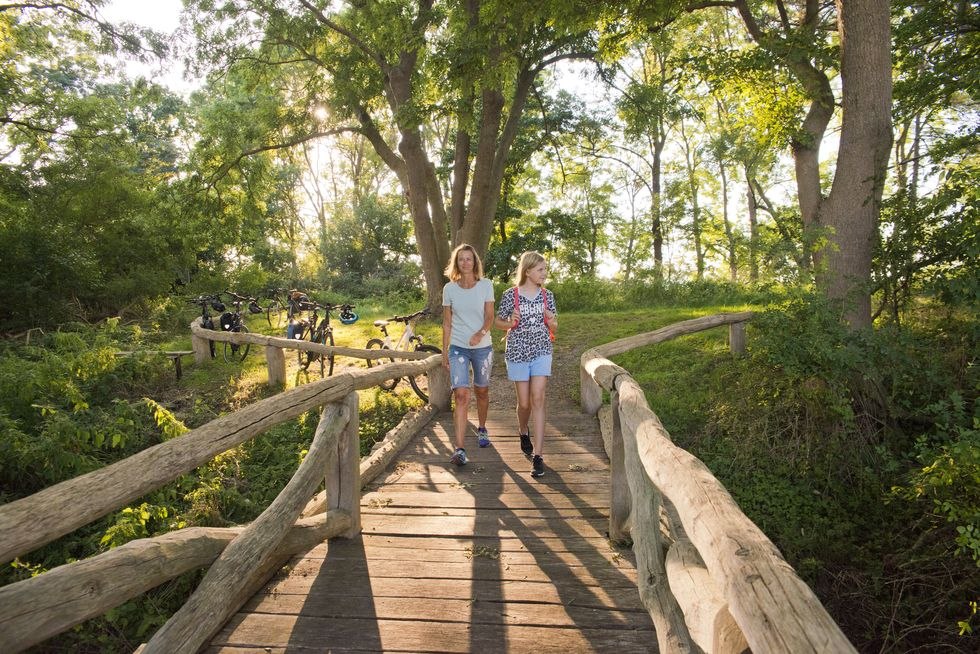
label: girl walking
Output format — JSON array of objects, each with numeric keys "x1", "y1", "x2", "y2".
[{"x1": 495, "y1": 251, "x2": 558, "y2": 478}]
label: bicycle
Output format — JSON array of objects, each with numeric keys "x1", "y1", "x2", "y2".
[
  {"x1": 263, "y1": 287, "x2": 290, "y2": 329},
  {"x1": 187, "y1": 294, "x2": 224, "y2": 358},
  {"x1": 293, "y1": 300, "x2": 358, "y2": 377},
  {"x1": 365, "y1": 309, "x2": 441, "y2": 402},
  {"x1": 219, "y1": 291, "x2": 262, "y2": 363}
]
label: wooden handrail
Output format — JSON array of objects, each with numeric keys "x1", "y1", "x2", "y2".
[
  {"x1": 142, "y1": 397, "x2": 357, "y2": 653},
  {"x1": 581, "y1": 312, "x2": 857, "y2": 653},
  {"x1": 0, "y1": 357, "x2": 449, "y2": 652},
  {"x1": 189, "y1": 319, "x2": 433, "y2": 360},
  {"x1": 0, "y1": 357, "x2": 443, "y2": 566}
]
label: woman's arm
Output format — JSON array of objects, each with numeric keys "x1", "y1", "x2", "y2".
[
  {"x1": 468, "y1": 301, "x2": 494, "y2": 346},
  {"x1": 442, "y1": 306, "x2": 452, "y2": 366}
]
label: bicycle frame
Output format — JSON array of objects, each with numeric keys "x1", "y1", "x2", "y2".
[{"x1": 375, "y1": 315, "x2": 422, "y2": 352}]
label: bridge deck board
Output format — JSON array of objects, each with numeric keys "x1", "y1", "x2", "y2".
[{"x1": 206, "y1": 409, "x2": 658, "y2": 653}]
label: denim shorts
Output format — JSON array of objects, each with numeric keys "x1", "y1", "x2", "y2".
[
  {"x1": 448, "y1": 345, "x2": 493, "y2": 389},
  {"x1": 505, "y1": 354, "x2": 552, "y2": 382}
]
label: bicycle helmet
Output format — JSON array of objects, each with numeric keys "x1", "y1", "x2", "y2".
[
  {"x1": 339, "y1": 308, "x2": 359, "y2": 325},
  {"x1": 210, "y1": 299, "x2": 226, "y2": 312},
  {"x1": 248, "y1": 300, "x2": 263, "y2": 314}
]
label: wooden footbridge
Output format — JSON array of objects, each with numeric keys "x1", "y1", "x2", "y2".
[{"x1": 0, "y1": 314, "x2": 856, "y2": 653}]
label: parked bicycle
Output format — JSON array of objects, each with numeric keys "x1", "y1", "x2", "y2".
[
  {"x1": 365, "y1": 309, "x2": 441, "y2": 402},
  {"x1": 263, "y1": 287, "x2": 290, "y2": 329},
  {"x1": 187, "y1": 294, "x2": 225, "y2": 358},
  {"x1": 291, "y1": 300, "x2": 358, "y2": 377},
  {"x1": 219, "y1": 291, "x2": 262, "y2": 363}
]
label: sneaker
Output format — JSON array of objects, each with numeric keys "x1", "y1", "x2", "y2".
[
  {"x1": 451, "y1": 448, "x2": 468, "y2": 466},
  {"x1": 477, "y1": 427, "x2": 491, "y2": 448},
  {"x1": 531, "y1": 454, "x2": 545, "y2": 478},
  {"x1": 519, "y1": 431, "x2": 533, "y2": 457}
]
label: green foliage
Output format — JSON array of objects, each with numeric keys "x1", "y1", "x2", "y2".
[
  {"x1": 0, "y1": 324, "x2": 176, "y2": 499},
  {"x1": 894, "y1": 401, "x2": 980, "y2": 567},
  {"x1": 518, "y1": 276, "x2": 771, "y2": 313},
  {"x1": 358, "y1": 389, "x2": 424, "y2": 457},
  {"x1": 318, "y1": 195, "x2": 421, "y2": 301}
]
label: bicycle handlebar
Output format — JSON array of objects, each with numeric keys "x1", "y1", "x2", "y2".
[
  {"x1": 300, "y1": 301, "x2": 356, "y2": 312},
  {"x1": 223, "y1": 290, "x2": 258, "y2": 304},
  {"x1": 187, "y1": 294, "x2": 221, "y2": 306},
  {"x1": 386, "y1": 309, "x2": 429, "y2": 323}
]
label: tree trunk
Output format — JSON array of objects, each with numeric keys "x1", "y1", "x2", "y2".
[
  {"x1": 819, "y1": 0, "x2": 893, "y2": 329},
  {"x1": 720, "y1": 160, "x2": 737, "y2": 281},
  {"x1": 745, "y1": 167, "x2": 759, "y2": 282},
  {"x1": 651, "y1": 137, "x2": 665, "y2": 273},
  {"x1": 680, "y1": 120, "x2": 704, "y2": 279}
]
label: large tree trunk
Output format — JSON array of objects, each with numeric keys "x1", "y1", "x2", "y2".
[
  {"x1": 651, "y1": 137, "x2": 665, "y2": 273},
  {"x1": 818, "y1": 0, "x2": 893, "y2": 328}
]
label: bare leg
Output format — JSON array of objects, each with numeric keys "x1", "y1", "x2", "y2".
[
  {"x1": 453, "y1": 386, "x2": 470, "y2": 449},
  {"x1": 529, "y1": 376, "x2": 548, "y2": 454},
  {"x1": 474, "y1": 385, "x2": 489, "y2": 429},
  {"x1": 513, "y1": 381, "x2": 531, "y2": 434}
]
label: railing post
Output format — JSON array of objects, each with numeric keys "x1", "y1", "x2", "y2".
[
  {"x1": 608, "y1": 390, "x2": 630, "y2": 544},
  {"x1": 327, "y1": 392, "x2": 361, "y2": 538},
  {"x1": 428, "y1": 362, "x2": 451, "y2": 411},
  {"x1": 581, "y1": 365, "x2": 602, "y2": 415},
  {"x1": 729, "y1": 321, "x2": 746, "y2": 357},
  {"x1": 190, "y1": 318, "x2": 211, "y2": 364},
  {"x1": 265, "y1": 345, "x2": 286, "y2": 389}
]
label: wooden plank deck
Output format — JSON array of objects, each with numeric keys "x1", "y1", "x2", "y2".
[{"x1": 206, "y1": 408, "x2": 658, "y2": 653}]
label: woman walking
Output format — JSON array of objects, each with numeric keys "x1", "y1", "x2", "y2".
[
  {"x1": 442, "y1": 244, "x2": 496, "y2": 466},
  {"x1": 495, "y1": 251, "x2": 558, "y2": 478}
]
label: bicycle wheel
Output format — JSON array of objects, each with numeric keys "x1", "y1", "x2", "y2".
[
  {"x1": 311, "y1": 327, "x2": 334, "y2": 378},
  {"x1": 366, "y1": 338, "x2": 398, "y2": 390},
  {"x1": 266, "y1": 301, "x2": 283, "y2": 329},
  {"x1": 223, "y1": 323, "x2": 250, "y2": 363},
  {"x1": 295, "y1": 325, "x2": 310, "y2": 368},
  {"x1": 203, "y1": 317, "x2": 216, "y2": 358},
  {"x1": 409, "y1": 344, "x2": 442, "y2": 402}
]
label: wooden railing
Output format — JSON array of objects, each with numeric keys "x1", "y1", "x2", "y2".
[
  {"x1": 188, "y1": 318, "x2": 433, "y2": 387},
  {"x1": 581, "y1": 312, "x2": 856, "y2": 654},
  {"x1": 0, "y1": 352, "x2": 448, "y2": 653}
]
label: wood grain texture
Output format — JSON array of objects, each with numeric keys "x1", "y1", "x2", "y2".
[
  {"x1": 143, "y1": 401, "x2": 351, "y2": 654},
  {"x1": 208, "y1": 410, "x2": 659, "y2": 653}
]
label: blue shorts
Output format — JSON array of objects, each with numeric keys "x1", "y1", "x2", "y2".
[
  {"x1": 448, "y1": 345, "x2": 493, "y2": 389},
  {"x1": 505, "y1": 354, "x2": 552, "y2": 382}
]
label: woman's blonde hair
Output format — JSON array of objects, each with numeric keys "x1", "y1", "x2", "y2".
[
  {"x1": 444, "y1": 243, "x2": 484, "y2": 281},
  {"x1": 515, "y1": 251, "x2": 547, "y2": 286}
]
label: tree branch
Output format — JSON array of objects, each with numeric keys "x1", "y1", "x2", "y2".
[
  {"x1": 296, "y1": 0, "x2": 387, "y2": 70},
  {"x1": 208, "y1": 127, "x2": 360, "y2": 186}
]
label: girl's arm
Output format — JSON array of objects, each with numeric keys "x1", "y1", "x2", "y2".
[{"x1": 544, "y1": 293, "x2": 557, "y2": 332}]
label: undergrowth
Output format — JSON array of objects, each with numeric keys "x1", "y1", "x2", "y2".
[
  {"x1": 0, "y1": 316, "x2": 425, "y2": 653},
  {"x1": 614, "y1": 292, "x2": 979, "y2": 651}
]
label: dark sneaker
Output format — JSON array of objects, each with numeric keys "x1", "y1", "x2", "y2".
[
  {"x1": 519, "y1": 431, "x2": 533, "y2": 457},
  {"x1": 477, "y1": 427, "x2": 491, "y2": 448},
  {"x1": 450, "y1": 448, "x2": 468, "y2": 466},
  {"x1": 531, "y1": 454, "x2": 545, "y2": 478}
]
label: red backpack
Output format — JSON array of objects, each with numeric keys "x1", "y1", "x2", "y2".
[{"x1": 510, "y1": 286, "x2": 555, "y2": 341}]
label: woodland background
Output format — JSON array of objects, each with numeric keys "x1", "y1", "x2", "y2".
[{"x1": 0, "y1": 1, "x2": 977, "y2": 651}]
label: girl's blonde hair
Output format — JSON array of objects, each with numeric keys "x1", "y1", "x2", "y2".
[
  {"x1": 444, "y1": 243, "x2": 484, "y2": 281},
  {"x1": 515, "y1": 250, "x2": 547, "y2": 286}
]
